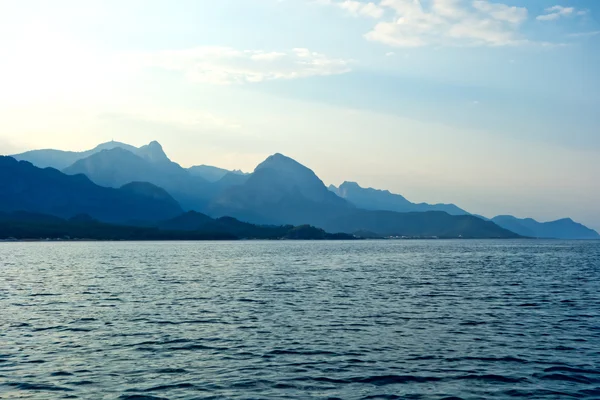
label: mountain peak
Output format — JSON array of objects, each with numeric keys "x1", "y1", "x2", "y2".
[
  {"x1": 256, "y1": 153, "x2": 299, "y2": 169},
  {"x1": 271, "y1": 152, "x2": 288, "y2": 159},
  {"x1": 340, "y1": 181, "x2": 361, "y2": 189},
  {"x1": 340, "y1": 181, "x2": 392, "y2": 195},
  {"x1": 0, "y1": 156, "x2": 182, "y2": 223},
  {"x1": 208, "y1": 152, "x2": 351, "y2": 225},
  {"x1": 335, "y1": 180, "x2": 470, "y2": 216},
  {"x1": 492, "y1": 215, "x2": 598, "y2": 239},
  {"x1": 138, "y1": 141, "x2": 169, "y2": 163},
  {"x1": 93, "y1": 140, "x2": 136, "y2": 152},
  {"x1": 341, "y1": 181, "x2": 358, "y2": 186},
  {"x1": 253, "y1": 153, "x2": 328, "y2": 191},
  {"x1": 254, "y1": 153, "x2": 312, "y2": 175},
  {"x1": 555, "y1": 217, "x2": 575, "y2": 224}
]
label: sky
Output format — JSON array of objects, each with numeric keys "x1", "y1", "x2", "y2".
[{"x1": 0, "y1": 0, "x2": 598, "y2": 230}]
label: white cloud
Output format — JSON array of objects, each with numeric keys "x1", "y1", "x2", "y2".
[
  {"x1": 317, "y1": 0, "x2": 385, "y2": 18},
  {"x1": 365, "y1": 0, "x2": 530, "y2": 47},
  {"x1": 103, "y1": 108, "x2": 243, "y2": 131},
  {"x1": 250, "y1": 52, "x2": 287, "y2": 61},
  {"x1": 139, "y1": 46, "x2": 351, "y2": 85},
  {"x1": 472, "y1": 0, "x2": 528, "y2": 24},
  {"x1": 567, "y1": 30, "x2": 600, "y2": 38},
  {"x1": 537, "y1": 5, "x2": 587, "y2": 21},
  {"x1": 432, "y1": 0, "x2": 470, "y2": 19}
]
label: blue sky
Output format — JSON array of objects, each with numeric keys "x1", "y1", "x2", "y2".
[{"x1": 0, "y1": 0, "x2": 598, "y2": 230}]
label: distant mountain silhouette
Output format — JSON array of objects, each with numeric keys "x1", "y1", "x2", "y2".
[
  {"x1": 188, "y1": 165, "x2": 248, "y2": 182},
  {"x1": 330, "y1": 181, "x2": 468, "y2": 215},
  {"x1": 58, "y1": 142, "x2": 253, "y2": 211},
  {"x1": 63, "y1": 148, "x2": 162, "y2": 187},
  {"x1": 62, "y1": 147, "x2": 217, "y2": 210},
  {"x1": 207, "y1": 153, "x2": 517, "y2": 238},
  {"x1": 491, "y1": 215, "x2": 600, "y2": 240},
  {"x1": 12, "y1": 139, "x2": 180, "y2": 171},
  {"x1": 0, "y1": 157, "x2": 182, "y2": 223},
  {"x1": 208, "y1": 153, "x2": 354, "y2": 225},
  {"x1": 322, "y1": 210, "x2": 519, "y2": 239},
  {"x1": 12, "y1": 140, "x2": 139, "y2": 170},
  {"x1": 212, "y1": 171, "x2": 251, "y2": 191},
  {"x1": 120, "y1": 182, "x2": 182, "y2": 210},
  {"x1": 137, "y1": 140, "x2": 172, "y2": 164},
  {"x1": 9, "y1": 141, "x2": 598, "y2": 239}
]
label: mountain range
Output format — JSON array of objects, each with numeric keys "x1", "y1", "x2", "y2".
[
  {"x1": 491, "y1": 215, "x2": 599, "y2": 240},
  {"x1": 0, "y1": 156, "x2": 182, "y2": 223},
  {"x1": 329, "y1": 181, "x2": 468, "y2": 215},
  {"x1": 327, "y1": 181, "x2": 598, "y2": 239},
  {"x1": 7, "y1": 140, "x2": 599, "y2": 240},
  {"x1": 13, "y1": 141, "x2": 247, "y2": 210},
  {"x1": 188, "y1": 165, "x2": 248, "y2": 182},
  {"x1": 208, "y1": 153, "x2": 354, "y2": 226},
  {"x1": 62, "y1": 146, "x2": 215, "y2": 210},
  {"x1": 12, "y1": 140, "x2": 139, "y2": 170}
]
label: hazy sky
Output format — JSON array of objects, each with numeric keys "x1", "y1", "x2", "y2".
[{"x1": 0, "y1": 0, "x2": 598, "y2": 230}]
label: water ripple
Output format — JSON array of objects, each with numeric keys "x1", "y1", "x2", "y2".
[{"x1": 1, "y1": 240, "x2": 599, "y2": 399}]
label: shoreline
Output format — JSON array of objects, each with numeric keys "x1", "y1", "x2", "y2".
[{"x1": 2, "y1": 237, "x2": 597, "y2": 243}]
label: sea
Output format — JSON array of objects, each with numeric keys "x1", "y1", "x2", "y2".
[{"x1": 1, "y1": 240, "x2": 599, "y2": 399}]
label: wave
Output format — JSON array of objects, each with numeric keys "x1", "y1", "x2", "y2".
[{"x1": 6, "y1": 382, "x2": 73, "y2": 392}]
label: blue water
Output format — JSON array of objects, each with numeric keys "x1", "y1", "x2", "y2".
[{"x1": 1, "y1": 240, "x2": 599, "y2": 399}]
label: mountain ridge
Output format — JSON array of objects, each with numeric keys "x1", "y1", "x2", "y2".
[
  {"x1": 322, "y1": 210, "x2": 519, "y2": 239},
  {"x1": 0, "y1": 156, "x2": 183, "y2": 223},
  {"x1": 188, "y1": 165, "x2": 248, "y2": 182},
  {"x1": 330, "y1": 181, "x2": 469, "y2": 216},
  {"x1": 12, "y1": 141, "x2": 139, "y2": 170},
  {"x1": 208, "y1": 153, "x2": 353, "y2": 226},
  {"x1": 62, "y1": 147, "x2": 218, "y2": 211},
  {"x1": 8, "y1": 140, "x2": 598, "y2": 239},
  {"x1": 491, "y1": 215, "x2": 599, "y2": 240},
  {"x1": 206, "y1": 153, "x2": 519, "y2": 238},
  {"x1": 13, "y1": 140, "x2": 245, "y2": 191}
]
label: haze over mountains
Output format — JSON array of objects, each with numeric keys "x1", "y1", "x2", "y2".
[
  {"x1": 209, "y1": 153, "x2": 354, "y2": 226},
  {"x1": 188, "y1": 165, "x2": 248, "y2": 183},
  {"x1": 13, "y1": 141, "x2": 250, "y2": 210},
  {"x1": 13, "y1": 141, "x2": 139, "y2": 171},
  {"x1": 63, "y1": 146, "x2": 215, "y2": 210},
  {"x1": 0, "y1": 156, "x2": 182, "y2": 223},
  {"x1": 330, "y1": 181, "x2": 469, "y2": 216},
  {"x1": 491, "y1": 216, "x2": 600, "y2": 241},
  {"x1": 8, "y1": 140, "x2": 599, "y2": 240}
]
